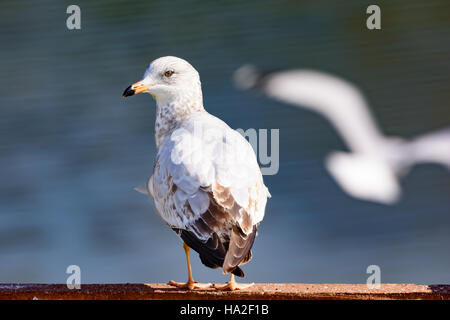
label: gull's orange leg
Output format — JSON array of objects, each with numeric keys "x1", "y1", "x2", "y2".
[
  {"x1": 168, "y1": 242, "x2": 212, "y2": 290},
  {"x1": 213, "y1": 273, "x2": 254, "y2": 291}
]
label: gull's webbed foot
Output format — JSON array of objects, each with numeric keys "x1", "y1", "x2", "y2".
[
  {"x1": 168, "y1": 280, "x2": 212, "y2": 290},
  {"x1": 213, "y1": 281, "x2": 254, "y2": 291}
]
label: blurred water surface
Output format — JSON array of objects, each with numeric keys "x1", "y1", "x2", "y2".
[{"x1": 0, "y1": 0, "x2": 449, "y2": 284}]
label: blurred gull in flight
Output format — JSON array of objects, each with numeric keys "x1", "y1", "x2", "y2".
[{"x1": 234, "y1": 65, "x2": 450, "y2": 204}]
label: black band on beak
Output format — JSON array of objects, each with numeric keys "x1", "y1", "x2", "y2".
[{"x1": 122, "y1": 85, "x2": 135, "y2": 98}]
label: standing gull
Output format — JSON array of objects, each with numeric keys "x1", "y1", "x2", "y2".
[{"x1": 123, "y1": 56, "x2": 270, "y2": 291}]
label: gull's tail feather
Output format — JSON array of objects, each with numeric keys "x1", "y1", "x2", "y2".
[{"x1": 222, "y1": 225, "x2": 257, "y2": 277}]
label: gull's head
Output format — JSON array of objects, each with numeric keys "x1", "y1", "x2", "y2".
[{"x1": 122, "y1": 56, "x2": 202, "y2": 105}]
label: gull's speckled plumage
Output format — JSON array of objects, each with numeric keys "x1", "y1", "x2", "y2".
[{"x1": 127, "y1": 56, "x2": 270, "y2": 278}]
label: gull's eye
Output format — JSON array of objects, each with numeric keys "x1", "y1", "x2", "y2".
[{"x1": 164, "y1": 70, "x2": 174, "y2": 77}]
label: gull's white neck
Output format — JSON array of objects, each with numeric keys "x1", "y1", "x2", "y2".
[{"x1": 154, "y1": 89, "x2": 204, "y2": 148}]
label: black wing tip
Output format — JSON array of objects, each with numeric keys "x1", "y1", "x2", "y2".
[
  {"x1": 227, "y1": 266, "x2": 245, "y2": 278},
  {"x1": 172, "y1": 225, "x2": 256, "y2": 279},
  {"x1": 174, "y1": 228, "x2": 227, "y2": 269}
]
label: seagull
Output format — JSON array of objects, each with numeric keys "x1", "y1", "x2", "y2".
[
  {"x1": 122, "y1": 57, "x2": 270, "y2": 291},
  {"x1": 234, "y1": 65, "x2": 450, "y2": 204}
]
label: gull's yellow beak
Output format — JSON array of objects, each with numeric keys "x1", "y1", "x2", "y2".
[{"x1": 122, "y1": 80, "x2": 152, "y2": 97}]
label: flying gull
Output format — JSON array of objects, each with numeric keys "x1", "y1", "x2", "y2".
[
  {"x1": 234, "y1": 65, "x2": 450, "y2": 204},
  {"x1": 123, "y1": 57, "x2": 270, "y2": 290}
]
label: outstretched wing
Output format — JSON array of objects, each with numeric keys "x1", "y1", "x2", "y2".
[{"x1": 150, "y1": 113, "x2": 270, "y2": 275}]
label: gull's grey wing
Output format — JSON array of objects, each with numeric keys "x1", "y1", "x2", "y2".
[{"x1": 149, "y1": 113, "x2": 270, "y2": 275}]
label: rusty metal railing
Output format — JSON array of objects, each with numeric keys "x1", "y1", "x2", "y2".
[{"x1": 0, "y1": 283, "x2": 449, "y2": 300}]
